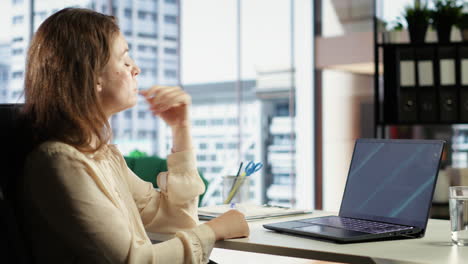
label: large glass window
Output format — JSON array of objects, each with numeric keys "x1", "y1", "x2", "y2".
[{"x1": 0, "y1": 0, "x2": 314, "y2": 208}]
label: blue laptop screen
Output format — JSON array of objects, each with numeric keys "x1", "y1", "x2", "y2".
[{"x1": 339, "y1": 139, "x2": 444, "y2": 229}]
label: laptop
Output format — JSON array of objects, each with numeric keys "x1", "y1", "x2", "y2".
[{"x1": 263, "y1": 138, "x2": 445, "y2": 243}]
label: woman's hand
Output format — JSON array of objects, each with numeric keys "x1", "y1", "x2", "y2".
[
  {"x1": 140, "y1": 86, "x2": 191, "y2": 128},
  {"x1": 204, "y1": 209, "x2": 250, "y2": 241}
]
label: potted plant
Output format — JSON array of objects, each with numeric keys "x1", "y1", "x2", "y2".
[
  {"x1": 458, "y1": 13, "x2": 468, "y2": 42},
  {"x1": 403, "y1": 2, "x2": 431, "y2": 44},
  {"x1": 431, "y1": 0, "x2": 463, "y2": 43},
  {"x1": 385, "y1": 18, "x2": 410, "y2": 43}
]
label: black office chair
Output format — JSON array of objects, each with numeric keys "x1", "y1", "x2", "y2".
[
  {"x1": 0, "y1": 104, "x2": 218, "y2": 264},
  {"x1": 0, "y1": 104, "x2": 33, "y2": 264}
]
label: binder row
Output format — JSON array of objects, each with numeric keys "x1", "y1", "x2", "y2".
[{"x1": 382, "y1": 43, "x2": 468, "y2": 124}]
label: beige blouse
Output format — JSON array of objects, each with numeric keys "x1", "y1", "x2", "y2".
[{"x1": 19, "y1": 141, "x2": 215, "y2": 263}]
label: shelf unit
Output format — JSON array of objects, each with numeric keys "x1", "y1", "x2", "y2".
[
  {"x1": 373, "y1": 0, "x2": 468, "y2": 220},
  {"x1": 375, "y1": 42, "x2": 468, "y2": 134}
]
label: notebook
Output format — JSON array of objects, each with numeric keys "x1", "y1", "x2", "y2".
[
  {"x1": 263, "y1": 138, "x2": 445, "y2": 243},
  {"x1": 198, "y1": 203, "x2": 311, "y2": 221}
]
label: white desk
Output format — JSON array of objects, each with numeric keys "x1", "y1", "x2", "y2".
[{"x1": 213, "y1": 211, "x2": 468, "y2": 264}]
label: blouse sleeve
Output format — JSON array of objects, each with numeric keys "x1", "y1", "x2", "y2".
[
  {"x1": 124, "y1": 150, "x2": 206, "y2": 233},
  {"x1": 24, "y1": 145, "x2": 215, "y2": 264}
]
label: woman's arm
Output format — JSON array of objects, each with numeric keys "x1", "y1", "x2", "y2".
[{"x1": 126, "y1": 149, "x2": 205, "y2": 233}]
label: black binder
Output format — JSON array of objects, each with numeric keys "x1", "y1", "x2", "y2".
[
  {"x1": 416, "y1": 47, "x2": 437, "y2": 122},
  {"x1": 397, "y1": 48, "x2": 418, "y2": 123},
  {"x1": 437, "y1": 46, "x2": 458, "y2": 122}
]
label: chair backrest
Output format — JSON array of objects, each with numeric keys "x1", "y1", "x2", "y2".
[{"x1": 0, "y1": 104, "x2": 33, "y2": 263}]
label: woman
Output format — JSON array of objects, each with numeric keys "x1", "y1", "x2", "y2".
[{"x1": 18, "y1": 7, "x2": 249, "y2": 264}]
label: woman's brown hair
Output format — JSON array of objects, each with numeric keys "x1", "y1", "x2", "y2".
[{"x1": 22, "y1": 8, "x2": 120, "y2": 154}]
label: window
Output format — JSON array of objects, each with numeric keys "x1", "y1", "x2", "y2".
[
  {"x1": 12, "y1": 37, "x2": 23, "y2": 43},
  {"x1": 276, "y1": 103, "x2": 289, "y2": 117},
  {"x1": 34, "y1": 11, "x2": 47, "y2": 20},
  {"x1": 211, "y1": 167, "x2": 222, "y2": 173},
  {"x1": 211, "y1": 119, "x2": 223, "y2": 126},
  {"x1": 164, "y1": 48, "x2": 177, "y2": 55},
  {"x1": 138, "y1": 11, "x2": 146, "y2": 19},
  {"x1": 164, "y1": 36, "x2": 177, "y2": 41},
  {"x1": 12, "y1": 48, "x2": 23, "y2": 55},
  {"x1": 124, "y1": 8, "x2": 132, "y2": 18},
  {"x1": 0, "y1": 0, "x2": 311, "y2": 209},
  {"x1": 164, "y1": 69, "x2": 177, "y2": 78},
  {"x1": 12, "y1": 71, "x2": 23, "y2": 79},
  {"x1": 137, "y1": 130, "x2": 147, "y2": 138},
  {"x1": 138, "y1": 33, "x2": 157, "y2": 38},
  {"x1": 197, "y1": 155, "x2": 206, "y2": 161},
  {"x1": 227, "y1": 118, "x2": 237, "y2": 125},
  {"x1": 194, "y1": 120, "x2": 206, "y2": 126},
  {"x1": 164, "y1": 15, "x2": 177, "y2": 24},
  {"x1": 13, "y1": 15, "x2": 24, "y2": 24}
]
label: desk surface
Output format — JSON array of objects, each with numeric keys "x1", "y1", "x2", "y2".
[{"x1": 213, "y1": 211, "x2": 468, "y2": 264}]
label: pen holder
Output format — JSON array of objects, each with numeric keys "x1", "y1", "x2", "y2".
[{"x1": 222, "y1": 175, "x2": 250, "y2": 204}]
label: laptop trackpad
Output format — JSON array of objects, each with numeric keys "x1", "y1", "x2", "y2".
[{"x1": 293, "y1": 225, "x2": 367, "y2": 237}]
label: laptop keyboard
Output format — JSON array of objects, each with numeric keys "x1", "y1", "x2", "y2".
[{"x1": 298, "y1": 216, "x2": 413, "y2": 234}]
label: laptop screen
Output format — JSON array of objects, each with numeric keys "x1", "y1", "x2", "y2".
[{"x1": 339, "y1": 139, "x2": 444, "y2": 229}]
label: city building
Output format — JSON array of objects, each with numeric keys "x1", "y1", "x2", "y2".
[
  {"x1": 184, "y1": 73, "x2": 297, "y2": 207},
  {"x1": 3, "y1": 0, "x2": 180, "y2": 155},
  {"x1": 0, "y1": 43, "x2": 10, "y2": 103},
  {"x1": 183, "y1": 80, "x2": 263, "y2": 205}
]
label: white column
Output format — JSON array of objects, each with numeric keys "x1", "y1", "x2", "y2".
[{"x1": 294, "y1": 0, "x2": 314, "y2": 210}]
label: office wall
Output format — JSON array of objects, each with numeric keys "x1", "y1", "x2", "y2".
[{"x1": 322, "y1": 69, "x2": 373, "y2": 211}]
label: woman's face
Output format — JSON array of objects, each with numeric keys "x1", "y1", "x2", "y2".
[{"x1": 98, "y1": 32, "x2": 140, "y2": 117}]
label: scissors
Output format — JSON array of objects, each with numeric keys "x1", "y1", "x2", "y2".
[{"x1": 244, "y1": 161, "x2": 263, "y2": 176}]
